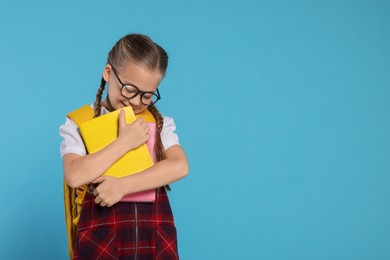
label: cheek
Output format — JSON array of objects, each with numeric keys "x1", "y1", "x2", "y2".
[
  {"x1": 107, "y1": 85, "x2": 115, "y2": 98},
  {"x1": 106, "y1": 85, "x2": 122, "y2": 107},
  {"x1": 107, "y1": 84, "x2": 121, "y2": 101}
]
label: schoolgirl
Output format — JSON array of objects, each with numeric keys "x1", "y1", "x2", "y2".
[{"x1": 59, "y1": 34, "x2": 189, "y2": 259}]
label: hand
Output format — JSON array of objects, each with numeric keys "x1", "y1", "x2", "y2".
[
  {"x1": 92, "y1": 176, "x2": 126, "y2": 207},
  {"x1": 117, "y1": 109, "x2": 150, "y2": 151}
]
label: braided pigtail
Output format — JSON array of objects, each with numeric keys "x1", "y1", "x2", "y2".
[
  {"x1": 94, "y1": 77, "x2": 106, "y2": 118},
  {"x1": 148, "y1": 104, "x2": 171, "y2": 190},
  {"x1": 148, "y1": 104, "x2": 165, "y2": 161}
]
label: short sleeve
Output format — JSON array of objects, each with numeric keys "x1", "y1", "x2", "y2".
[
  {"x1": 59, "y1": 117, "x2": 87, "y2": 157},
  {"x1": 161, "y1": 116, "x2": 180, "y2": 150}
]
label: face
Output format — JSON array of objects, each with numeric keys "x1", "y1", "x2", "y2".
[{"x1": 102, "y1": 62, "x2": 162, "y2": 114}]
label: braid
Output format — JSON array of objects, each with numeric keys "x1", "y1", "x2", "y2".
[
  {"x1": 148, "y1": 104, "x2": 165, "y2": 161},
  {"x1": 148, "y1": 104, "x2": 171, "y2": 190},
  {"x1": 94, "y1": 77, "x2": 106, "y2": 118}
]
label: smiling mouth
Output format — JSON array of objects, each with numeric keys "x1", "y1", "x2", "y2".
[{"x1": 121, "y1": 101, "x2": 140, "y2": 111}]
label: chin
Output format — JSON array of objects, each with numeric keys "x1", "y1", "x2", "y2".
[{"x1": 133, "y1": 108, "x2": 147, "y2": 114}]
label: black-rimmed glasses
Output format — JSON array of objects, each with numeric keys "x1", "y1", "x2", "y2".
[{"x1": 111, "y1": 65, "x2": 161, "y2": 106}]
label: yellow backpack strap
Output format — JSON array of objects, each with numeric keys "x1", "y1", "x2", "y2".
[
  {"x1": 63, "y1": 181, "x2": 78, "y2": 259},
  {"x1": 67, "y1": 104, "x2": 95, "y2": 126},
  {"x1": 63, "y1": 104, "x2": 94, "y2": 259}
]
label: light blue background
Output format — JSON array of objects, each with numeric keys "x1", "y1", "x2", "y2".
[{"x1": 0, "y1": 0, "x2": 389, "y2": 259}]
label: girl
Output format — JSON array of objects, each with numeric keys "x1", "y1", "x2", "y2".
[{"x1": 60, "y1": 34, "x2": 189, "y2": 259}]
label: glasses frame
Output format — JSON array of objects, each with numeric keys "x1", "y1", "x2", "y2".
[{"x1": 110, "y1": 64, "x2": 161, "y2": 107}]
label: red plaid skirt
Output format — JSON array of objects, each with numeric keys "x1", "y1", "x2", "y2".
[{"x1": 73, "y1": 187, "x2": 179, "y2": 260}]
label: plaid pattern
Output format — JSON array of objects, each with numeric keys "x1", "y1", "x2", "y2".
[{"x1": 73, "y1": 187, "x2": 179, "y2": 260}]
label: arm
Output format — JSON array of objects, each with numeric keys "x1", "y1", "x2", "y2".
[
  {"x1": 92, "y1": 144, "x2": 189, "y2": 207},
  {"x1": 63, "y1": 110, "x2": 150, "y2": 188},
  {"x1": 63, "y1": 139, "x2": 128, "y2": 188}
]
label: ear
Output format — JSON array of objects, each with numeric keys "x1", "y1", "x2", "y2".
[{"x1": 102, "y1": 64, "x2": 112, "y2": 82}]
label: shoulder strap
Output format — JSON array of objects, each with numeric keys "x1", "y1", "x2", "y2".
[
  {"x1": 63, "y1": 104, "x2": 94, "y2": 259},
  {"x1": 67, "y1": 104, "x2": 95, "y2": 125}
]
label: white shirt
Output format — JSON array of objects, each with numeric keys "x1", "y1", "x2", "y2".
[{"x1": 59, "y1": 105, "x2": 180, "y2": 157}]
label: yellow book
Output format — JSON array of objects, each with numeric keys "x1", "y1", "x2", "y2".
[{"x1": 78, "y1": 106, "x2": 154, "y2": 178}]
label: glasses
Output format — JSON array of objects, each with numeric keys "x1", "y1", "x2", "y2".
[{"x1": 110, "y1": 65, "x2": 161, "y2": 106}]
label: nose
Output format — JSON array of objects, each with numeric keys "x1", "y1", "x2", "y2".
[{"x1": 128, "y1": 94, "x2": 142, "y2": 107}]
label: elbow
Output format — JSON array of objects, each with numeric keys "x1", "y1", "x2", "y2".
[
  {"x1": 64, "y1": 174, "x2": 79, "y2": 189},
  {"x1": 64, "y1": 170, "x2": 84, "y2": 189},
  {"x1": 183, "y1": 162, "x2": 189, "y2": 178},
  {"x1": 63, "y1": 155, "x2": 85, "y2": 188},
  {"x1": 176, "y1": 160, "x2": 189, "y2": 179},
  {"x1": 165, "y1": 145, "x2": 189, "y2": 180}
]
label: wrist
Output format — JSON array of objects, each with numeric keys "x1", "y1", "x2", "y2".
[
  {"x1": 113, "y1": 137, "x2": 133, "y2": 154},
  {"x1": 121, "y1": 175, "x2": 134, "y2": 196},
  {"x1": 118, "y1": 177, "x2": 129, "y2": 198}
]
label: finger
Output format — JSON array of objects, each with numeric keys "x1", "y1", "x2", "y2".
[
  {"x1": 118, "y1": 109, "x2": 126, "y2": 127},
  {"x1": 145, "y1": 124, "x2": 150, "y2": 136},
  {"x1": 95, "y1": 196, "x2": 102, "y2": 204},
  {"x1": 100, "y1": 201, "x2": 107, "y2": 207},
  {"x1": 144, "y1": 123, "x2": 150, "y2": 131},
  {"x1": 92, "y1": 177, "x2": 104, "y2": 184},
  {"x1": 134, "y1": 118, "x2": 144, "y2": 126}
]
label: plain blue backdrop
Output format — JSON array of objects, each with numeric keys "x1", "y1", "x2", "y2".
[{"x1": 0, "y1": 0, "x2": 389, "y2": 259}]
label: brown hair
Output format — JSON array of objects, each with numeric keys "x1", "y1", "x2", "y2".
[{"x1": 94, "y1": 34, "x2": 169, "y2": 176}]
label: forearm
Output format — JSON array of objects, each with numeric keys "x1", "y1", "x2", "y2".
[
  {"x1": 121, "y1": 145, "x2": 189, "y2": 194},
  {"x1": 64, "y1": 139, "x2": 129, "y2": 188}
]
